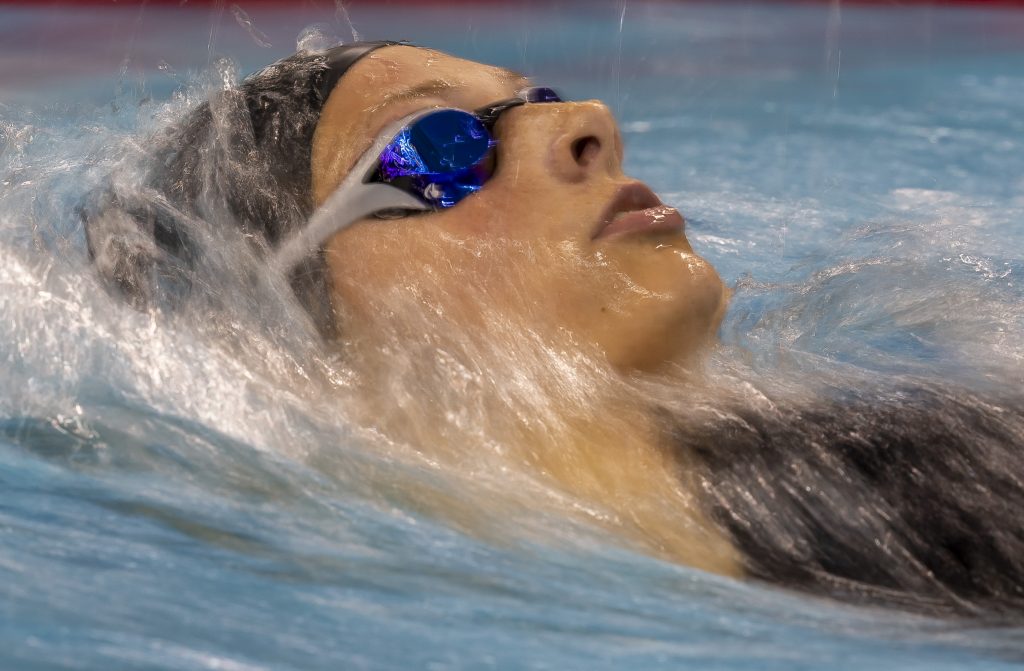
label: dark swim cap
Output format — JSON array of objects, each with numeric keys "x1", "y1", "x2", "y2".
[
  {"x1": 83, "y1": 40, "x2": 406, "y2": 335},
  {"x1": 319, "y1": 41, "x2": 400, "y2": 103}
]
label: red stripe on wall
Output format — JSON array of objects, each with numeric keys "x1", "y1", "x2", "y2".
[{"x1": 1, "y1": 0, "x2": 1023, "y2": 5}]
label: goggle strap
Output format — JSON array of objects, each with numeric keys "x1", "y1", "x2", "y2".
[
  {"x1": 474, "y1": 87, "x2": 562, "y2": 127},
  {"x1": 273, "y1": 112, "x2": 430, "y2": 273},
  {"x1": 275, "y1": 182, "x2": 425, "y2": 273},
  {"x1": 474, "y1": 98, "x2": 527, "y2": 128}
]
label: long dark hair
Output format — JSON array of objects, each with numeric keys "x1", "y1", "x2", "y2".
[{"x1": 674, "y1": 381, "x2": 1024, "y2": 617}]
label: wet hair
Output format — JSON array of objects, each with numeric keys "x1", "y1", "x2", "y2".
[
  {"x1": 82, "y1": 42, "x2": 398, "y2": 335},
  {"x1": 675, "y1": 382, "x2": 1024, "y2": 618}
]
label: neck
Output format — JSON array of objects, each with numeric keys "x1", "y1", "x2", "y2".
[
  {"x1": 516, "y1": 391, "x2": 742, "y2": 576},
  {"x1": 341, "y1": 327, "x2": 742, "y2": 577}
]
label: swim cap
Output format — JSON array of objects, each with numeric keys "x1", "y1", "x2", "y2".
[{"x1": 319, "y1": 41, "x2": 400, "y2": 103}]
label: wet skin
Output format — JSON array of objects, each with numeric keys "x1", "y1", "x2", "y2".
[
  {"x1": 312, "y1": 45, "x2": 727, "y2": 372},
  {"x1": 310, "y1": 46, "x2": 741, "y2": 576}
]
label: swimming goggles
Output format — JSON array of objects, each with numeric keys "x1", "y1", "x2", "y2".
[{"x1": 273, "y1": 86, "x2": 561, "y2": 272}]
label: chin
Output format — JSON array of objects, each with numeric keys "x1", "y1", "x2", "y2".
[{"x1": 614, "y1": 257, "x2": 727, "y2": 372}]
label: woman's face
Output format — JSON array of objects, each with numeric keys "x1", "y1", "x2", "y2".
[{"x1": 311, "y1": 46, "x2": 726, "y2": 371}]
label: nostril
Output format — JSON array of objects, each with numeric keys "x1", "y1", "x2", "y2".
[{"x1": 571, "y1": 135, "x2": 601, "y2": 167}]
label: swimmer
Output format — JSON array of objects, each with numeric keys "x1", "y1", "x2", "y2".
[{"x1": 82, "y1": 42, "x2": 1024, "y2": 616}]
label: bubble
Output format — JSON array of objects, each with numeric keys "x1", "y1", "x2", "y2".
[{"x1": 296, "y1": 23, "x2": 343, "y2": 53}]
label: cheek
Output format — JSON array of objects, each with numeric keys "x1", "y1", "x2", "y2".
[
  {"x1": 323, "y1": 207, "x2": 726, "y2": 369},
  {"x1": 323, "y1": 215, "x2": 512, "y2": 327},
  {"x1": 324, "y1": 224, "x2": 416, "y2": 322}
]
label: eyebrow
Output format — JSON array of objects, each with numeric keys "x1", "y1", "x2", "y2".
[
  {"x1": 377, "y1": 79, "x2": 461, "y2": 107},
  {"x1": 376, "y1": 69, "x2": 531, "y2": 108}
]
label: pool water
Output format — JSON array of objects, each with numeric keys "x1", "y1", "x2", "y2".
[{"x1": 2, "y1": 2, "x2": 1024, "y2": 669}]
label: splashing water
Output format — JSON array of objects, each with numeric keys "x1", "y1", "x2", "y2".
[{"x1": 2, "y1": 2, "x2": 1024, "y2": 669}]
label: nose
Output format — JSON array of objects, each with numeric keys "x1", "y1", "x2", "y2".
[{"x1": 495, "y1": 100, "x2": 623, "y2": 184}]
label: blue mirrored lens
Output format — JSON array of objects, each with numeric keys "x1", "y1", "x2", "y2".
[
  {"x1": 378, "y1": 109, "x2": 493, "y2": 208},
  {"x1": 410, "y1": 110, "x2": 490, "y2": 172}
]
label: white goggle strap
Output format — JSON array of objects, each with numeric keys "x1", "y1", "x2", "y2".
[{"x1": 271, "y1": 110, "x2": 434, "y2": 274}]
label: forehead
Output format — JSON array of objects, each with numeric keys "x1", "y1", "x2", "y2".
[
  {"x1": 310, "y1": 46, "x2": 528, "y2": 205},
  {"x1": 347, "y1": 45, "x2": 523, "y2": 97}
]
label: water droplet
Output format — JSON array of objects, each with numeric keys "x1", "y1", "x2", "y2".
[
  {"x1": 297, "y1": 23, "x2": 342, "y2": 52},
  {"x1": 231, "y1": 4, "x2": 272, "y2": 49},
  {"x1": 334, "y1": 0, "x2": 361, "y2": 42},
  {"x1": 213, "y1": 57, "x2": 238, "y2": 92}
]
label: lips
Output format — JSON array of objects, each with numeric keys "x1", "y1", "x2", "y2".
[{"x1": 592, "y1": 183, "x2": 685, "y2": 240}]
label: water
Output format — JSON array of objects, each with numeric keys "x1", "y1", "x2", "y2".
[{"x1": 3, "y1": 2, "x2": 1024, "y2": 669}]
